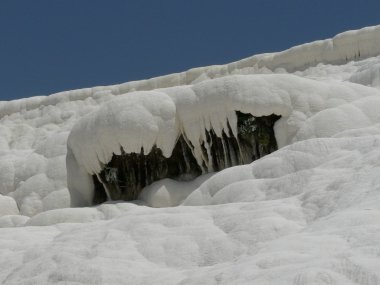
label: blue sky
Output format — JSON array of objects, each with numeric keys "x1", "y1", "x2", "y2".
[{"x1": 1, "y1": 0, "x2": 379, "y2": 101}]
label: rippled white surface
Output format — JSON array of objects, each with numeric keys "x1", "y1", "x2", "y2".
[{"x1": 1, "y1": 25, "x2": 380, "y2": 284}]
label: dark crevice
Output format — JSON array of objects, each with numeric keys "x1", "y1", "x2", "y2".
[{"x1": 92, "y1": 112, "x2": 281, "y2": 205}]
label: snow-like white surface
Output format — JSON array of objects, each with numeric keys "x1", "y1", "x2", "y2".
[{"x1": 1, "y1": 25, "x2": 380, "y2": 284}]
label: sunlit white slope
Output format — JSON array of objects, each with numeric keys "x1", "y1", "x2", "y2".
[
  {"x1": 0, "y1": 25, "x2": 380, "y2": 285},
  {"x1": 2, "y1": 133, "x2": 380, "y2": 284}
]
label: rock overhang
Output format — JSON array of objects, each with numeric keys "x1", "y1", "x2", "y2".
[{"x1": 66, "y1": 73, "x2": 380, "y2": 206}]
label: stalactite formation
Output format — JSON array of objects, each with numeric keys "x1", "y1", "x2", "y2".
[{"x1": 92, "y1": 112, "x2": 280, "y2": 205}]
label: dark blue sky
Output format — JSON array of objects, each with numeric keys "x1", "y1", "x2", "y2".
[{"x1": 1, "y1": 0, "x2": 379, "y2": 101}]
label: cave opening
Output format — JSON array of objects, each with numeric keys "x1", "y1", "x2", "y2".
[{"x1": 92, "y1": 112, "x2": 281, "y2": 205}]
